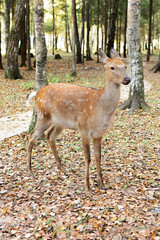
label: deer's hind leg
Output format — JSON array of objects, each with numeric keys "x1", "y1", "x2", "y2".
[
  {"x1": 46, "y1": 125, "x2": 63, "y2": 171},
  {"x1": 27, "y1": 119, "x2": 51, "y2": 175}
]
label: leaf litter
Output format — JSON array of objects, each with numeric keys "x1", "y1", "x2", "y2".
[{"x1": 0, "y1": 55, "x2": 160, "y2": 239}]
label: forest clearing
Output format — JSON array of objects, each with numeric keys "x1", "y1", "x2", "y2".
[{"x1": 0, "y1": 53, "x2": 160, "y2": 239}]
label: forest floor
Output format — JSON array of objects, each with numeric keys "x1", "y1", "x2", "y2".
[{"x1": 0, "y1": 53, "x2": 160, "y2": 239}]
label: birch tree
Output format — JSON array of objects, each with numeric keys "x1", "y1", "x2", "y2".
[
  {"x1": 119, "y1": 0, "x2": 149, "y2": 114},
  {"x1": 34, "y1": 0, "x2": 47, "y2": 91},
  {"x1": 29, "y1": 0, "x2": 47, "y2": 132}
]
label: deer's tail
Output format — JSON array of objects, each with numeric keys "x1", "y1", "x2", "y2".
[{"x1": 26, "y1": 91, "x2": 37, "y2": 107}]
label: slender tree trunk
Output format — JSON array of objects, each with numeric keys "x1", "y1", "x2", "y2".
[
  {"x1": 116, "y1": 12, "x2": 119, "y2": 51},
  {"x1": 107, "y1": 0, "x2": 118, "y2": 57},
  {"x1": 65, "y1": 0, "x2": 68, "y2": 53},
  {"x1": 0, "y1": 0, "x2": 3, "y2": 69},
  {"x1": 101, "y1": 17, "x2": 103, "y2": 50},
  {"x1": 5, "y1": 0, "x2": 26, "y2": 79},
  {"x1": 104, "y1": 0, "x2": 108, "y2": 52},
  {"x1": 147, "y1": 0, "x2": 153, "y2": 61},
  {"x1": 4, "y1": 0, "x2": 10, "y2": 57},
  {"x1": 26, "y1": 0, "x2": 32, "y2": 70},
  {"x1": 52, "y1": 0, "x2": 55, "y2": 55},
  {"x1": 97, "y1": 0, "x2": 99, "y2": 63},
  {"x1": 80, "y1": 0, "x2": 85, "y2": 46},
  {"x1": 123, "y1": 0, "x2": 127, "y2": 58},
  {"x1": 66, "y1": 0, "x2": 72, "y2": 51},
  {"x1": 119, "y1": 0, "x2": 149, "y2": 114},
  {"x1": 118, "y1": 6, "x2": 122, "y2": 53},
  {"x1": 72, "y1": 0, "x2": 76, "y2": 76},
  {"x1": 72, "y1": 0, "x2": 82, "y2": 63},
  {"x1": 20, "y1": 11, "x2": 26, "y2": 67},
  {"x1": 86, "y1": 0, "x2": 92, "y2": 61}
]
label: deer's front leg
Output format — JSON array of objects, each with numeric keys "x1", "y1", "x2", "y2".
[
  {"x1": 93, "y1": 137, "x2": 104, "y2": 189},
  {"x1": 82, "y1": 137, "x2": 91, "y2": 194}
]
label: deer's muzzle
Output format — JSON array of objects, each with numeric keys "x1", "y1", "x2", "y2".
[{"x1": 123, "y1": 77, "x2": 131, "y2": 85}]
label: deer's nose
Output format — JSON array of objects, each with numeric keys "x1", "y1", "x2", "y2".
[{"x1": 123, "y1": 77, "x2": 131, "y2": 85}]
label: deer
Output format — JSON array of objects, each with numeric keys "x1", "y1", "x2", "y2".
[{"x1": 26, "y1": 49, "x2": 130, "y2": 194}]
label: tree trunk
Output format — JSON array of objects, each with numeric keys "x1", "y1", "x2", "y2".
[
  {"x1": 4, "y1": 0, "x2": 10, "y2": 57},
  {"x1": 80, "y1": 0, "x2": 85, "y2": 46},
  {"x1": 97, "y1": 0, "x2": 99, "y2": 63},
  {"x1": 107, "y1": 0, "x2": 118, "y2": 57},
  {"x1": 146, "y1": 0, "x2": 153, "y2": 61},
  {"x1": 119, "y1": 0, "x2": 149, "y2": 114},
  {"x1": 86, "y1": 0, "x2": 92, "y2": 61},
  {"x1": 0, "y1": 0, "x2": 3, "y2": 69},
  {"x1": 65, "y1": 0, "x2": 68, "y2": 53},
  {"x1": 104, "y1": 0, "x2": 108, "y2": 52},
  {"x1": 72, "y1": 0, "x2": 82, "y2": 63},
  {"x1": 123, "y1": 0, "x2": 127, "y2": 58},
  {"x1": 20, "y1": 11, "x2": 27, "y2": 67},
  {"x1": 5, "y1": 0, "x2": 26, "y2": 79},
  {"x1": 26, "y1": 0, "x2": 32, "y2": 70},
  {"x1": 29, "y1": 0, "x2": 48, "y2": 133},
  {"x1": 66, "y1": 0, "x2": 72, "y2": 51},
  {"x1": 34, "y1": 0, "x2": 47, "y2": 90},
  {"x1": 152, "y1": 52, "x2": 160, "y2": 73},
  {"x1": 71, "y1": 0, "x2": 76, "y2": 76},
  {"x1": 52, "y1": 0, "x2": 55, "y2": 55}
]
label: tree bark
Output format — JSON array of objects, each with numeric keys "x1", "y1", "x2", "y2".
[
  {"x1": 5, "y1": 0, "x2": 26, "y2": 79},
  {"x1": 26, "y1": 0, "x2": 32, "y2": 70},
  {"x1": 65, "y1": 0, "x2": 68, "y2": 53},
  {"x1": 152, "y1": 52, "x2": 160, "y2": 73},
  {"x1": 104, "y1": 0, "x2": 108, "y2": 52},
  {"x1": 34, "y1": 0, "x2": 47, "y2": 90},
  {"x1": 20, "y1": 10, "x2": 27, "y2": 67},
  {"x1": 52, "y1": 0, "x2": 55, "y2": 55},
  {"x1": 123, "y1": 0, "x2": 128, "y2": 58},
  {"x1": 146, "y1": 0, "x2": 153, "y2": 61},
  {"x1": 4, "y1": 0, "x2": 10, "y2": 57},
  {"x1": 97, "y1": 0, "x2": 100, "y2": 63},
  {"x1": 86, "y1": 0, "x2": 92, "y2": 61},
  {"x1": 71, "y1": 0, "x2": 76, "y2": 76},
  {"x1": 29, "y1": 0, "x2": 48, "y2": 133},
  {"x1": 0, "y1": 0, "x2": 3, "y2": 69},
  {"x1": 107, "y1": 0, "x2": 118, "y2": 57},
  {"x1": 119, "y1": 0, "x2": 149, "y2": 114},
  {"x1": 72, "y1": 0, "x2": 82, "y2": 63}
]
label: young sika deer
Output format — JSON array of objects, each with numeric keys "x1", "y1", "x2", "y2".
[{"x1": 26, "y1": 49, "x2": 130, "y2": 194}]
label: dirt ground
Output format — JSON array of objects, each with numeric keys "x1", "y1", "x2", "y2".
[{"x1": 0, "y1": 54, "x2": 160, "y2": 239}]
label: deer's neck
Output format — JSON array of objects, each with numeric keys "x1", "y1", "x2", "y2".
[{"x1": 101, "y1": 80, "x2": 121, "y2": 114}]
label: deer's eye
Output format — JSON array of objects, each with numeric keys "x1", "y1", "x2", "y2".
[
  {"x1": 125, "y1": 65, "x2": 127, "y2": 69},
  {"x1": 111, "y1": 67, "x2": 115, "y2": 70}
]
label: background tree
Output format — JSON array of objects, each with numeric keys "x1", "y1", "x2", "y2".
[
  {"x1": 72, "y1": 0, "x2": 82, "y2": 63},
  {"x1": 107, "y1": 0, "x2": 119, "y2": 57},
  {"x1": 71, "y1": 0, "x2": 76, "y2": 76},
  {"x1": 119, "y1": 0, "x2": 149, "y2": 114},
  {"x1": 123, "y1": 0, "x2": 128, "y2": 57},
  {"x1": 86, "y1": 0, "x2": 92, "y2": 60},
  {"x1": 146, "y1": 0, "x2": 153, "y2": 61},
  {"x1": 0, "y1": 0, "x2": 3, "y2": 69},
  {"x1": 5, "y1": 0, "x2": 26, "y2": 79},
  {"x1": 4, "y1": 0, "x2": 10, "y2": 57},
  {"x1": 26, "y1": 0, "x2": 32, "y2": 70},
  {"x1": 29, "y1": 0, "x2": 47, "y2": 132}
]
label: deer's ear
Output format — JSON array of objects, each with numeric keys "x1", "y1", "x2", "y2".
[
  {"x1": 110, "y1": 48, "x2": 120, "y2": 59},
  {"x1": 99, "y1": 48, "x2": 108, "y2": 63}
]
